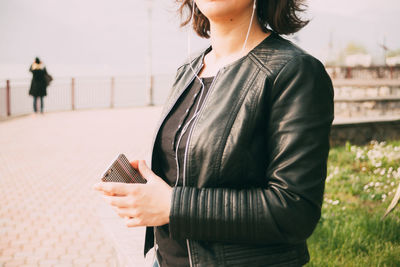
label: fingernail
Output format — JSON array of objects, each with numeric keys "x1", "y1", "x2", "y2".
[{"x1": 93, "y1": 183, "x2": 101, "y2": 190}]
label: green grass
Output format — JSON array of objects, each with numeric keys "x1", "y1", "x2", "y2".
[{"x1": 307, "y1": 140, "x2": 400, "y2": 267}]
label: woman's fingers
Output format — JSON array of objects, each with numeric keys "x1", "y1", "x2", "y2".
[
  {"x1": 104, "y1": 195, "x2": 135, "y2": 208},
  {"x1": 125, "y1": 217, "x2": 144, "y2": 227},
  {"x1": 130, "y1": 160, "x2": 139, "y2": 170},
  {"x1": 94, "y1": 160, "x2": 172, "y2": 227},
  {"x1": 137, "y1": 160, "x2": 153, "y2": 180},
  {"x1": 115, "y1": 207, "x2": 139, "y2": 219},
  {"x1": 138, "y1": 160, "x2": 161, "y2": 182},
  {"x1": 94, "y1": 182, "x2": 135, "y2": 196}
]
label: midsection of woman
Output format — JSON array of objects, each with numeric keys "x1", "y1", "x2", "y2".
[{"x1": 95, "y1": 1, "x2": 334, "y2": 266}]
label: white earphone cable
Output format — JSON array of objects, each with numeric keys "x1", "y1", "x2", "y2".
[
  {"x1": 174, "y1": 0, "x2": 256, "y2": 186},
  {"x1": 242, "y1": 0, "x2": 257, "y2": 53}
]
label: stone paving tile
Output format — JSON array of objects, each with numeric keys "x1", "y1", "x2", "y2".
[{"x1": 0, "y1": 107, "x2": 163, "y2": 266}]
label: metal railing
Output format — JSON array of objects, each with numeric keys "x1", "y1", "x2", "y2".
[
  {"x1": 0, "y1": 74, "x2": 174, "y2": 118},
  {"x1": 2, "y1": 67, "x2": 400, "y2": 119}
]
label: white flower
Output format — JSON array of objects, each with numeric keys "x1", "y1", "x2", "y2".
[
  {"x1": 332, "y1": 200, "x2": 339, "y2": 205},
  {"x1": 334, "y1": 167, "x2": 340, "y2": 175},
  {"x1": 393, "y1": 169, "x2": 400, "y2": 179}
]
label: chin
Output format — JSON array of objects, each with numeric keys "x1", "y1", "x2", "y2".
[{"x1": 196, "y1": 0, "x2": 251, "y2": 21}]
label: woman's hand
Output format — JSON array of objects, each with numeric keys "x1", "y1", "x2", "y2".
[{"x1": 94, "y1": 160, "x2": 172, "y2": 227}]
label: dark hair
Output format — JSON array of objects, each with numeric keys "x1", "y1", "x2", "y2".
[
  {"x1": 35, "y1": 57, "x2": 41, "y2": 64},
  {"x1": 177, "y1": 0, "x2": 309, "y2": 38}
]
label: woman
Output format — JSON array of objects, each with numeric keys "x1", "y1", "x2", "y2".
[
  {"x1": 29, "y1": 57, "x2": 50, "y2": 113},
  {"x1": 95, "y1": 0, "x2": 334, "y2": 266}
]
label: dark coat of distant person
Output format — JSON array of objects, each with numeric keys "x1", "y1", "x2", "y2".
[{"x1": 29, "y1": 60, "x2": 48, "y2": 97}]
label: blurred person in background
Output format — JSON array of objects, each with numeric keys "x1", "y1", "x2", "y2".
[
  {"x1": 95, "y1": 0, "x2": 334, "y2": 266},
  {"x1": 29, "y1": 57, "x2": 51, "y2": 114}
]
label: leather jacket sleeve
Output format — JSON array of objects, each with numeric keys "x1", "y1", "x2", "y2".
[{"x1": 168, "y1": 55, "x2": 334, "y2": 244}]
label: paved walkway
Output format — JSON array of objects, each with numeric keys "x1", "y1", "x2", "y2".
[{"x1": 0, "y1": 107, "x2": 163, "y2": 267}]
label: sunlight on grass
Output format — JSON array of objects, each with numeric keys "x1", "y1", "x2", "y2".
[{"x1": 307, "y1": 140, "x2": 400, "y2": 266}]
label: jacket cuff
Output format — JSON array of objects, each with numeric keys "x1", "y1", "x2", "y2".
[{"x1": 169, "y1": 186, "x2": 189, "y2": 240}]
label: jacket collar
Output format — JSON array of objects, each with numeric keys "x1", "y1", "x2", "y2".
[{"x1": 186, "y1": 31, "x2": 278, "y2": 73}]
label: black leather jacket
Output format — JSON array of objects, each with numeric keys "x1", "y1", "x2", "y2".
[{"x1": 146, "y1": 32, "x2": 334, "y2": 267}]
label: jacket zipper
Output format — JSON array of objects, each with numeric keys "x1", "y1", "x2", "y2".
[
  {"x1": 183, "y1": 70, "x2": 221, "y2": 267},
  {"x1": 186, "y1": 239, "x2": 194, "y2": 267},
  {"x1": 148, "y1": 59, "x2": 204, "y2": 266},
  {"x1": 182, "y1": 71, "x2": 220, "y2": 186},
  {"x1": 149, "y1": 61, "x2": 204, "y2": 164}
]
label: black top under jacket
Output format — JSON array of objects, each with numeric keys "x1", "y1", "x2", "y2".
[{"x1": 153, "y1": 76, "x2": 214, "y2": 267}]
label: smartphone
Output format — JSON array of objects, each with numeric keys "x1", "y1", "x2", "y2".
[{"x1": 101, "y1": 154, "x2": 146, "y2": 184}]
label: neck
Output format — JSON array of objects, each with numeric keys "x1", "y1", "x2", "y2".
[
  {"x1": 208, "y1": 6, "x2": 266, "y2": 61},
  {"x1": 198, "y1": 2, "x2": 271, "y2": 77}
]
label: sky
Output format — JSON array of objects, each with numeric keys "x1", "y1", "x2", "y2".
[
  {"x1": 0, "y1": 0, "x2": 399, "y2": 79},
  {"x1": 303, "y1": 0, "x2": 400, "y2": 62}
]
